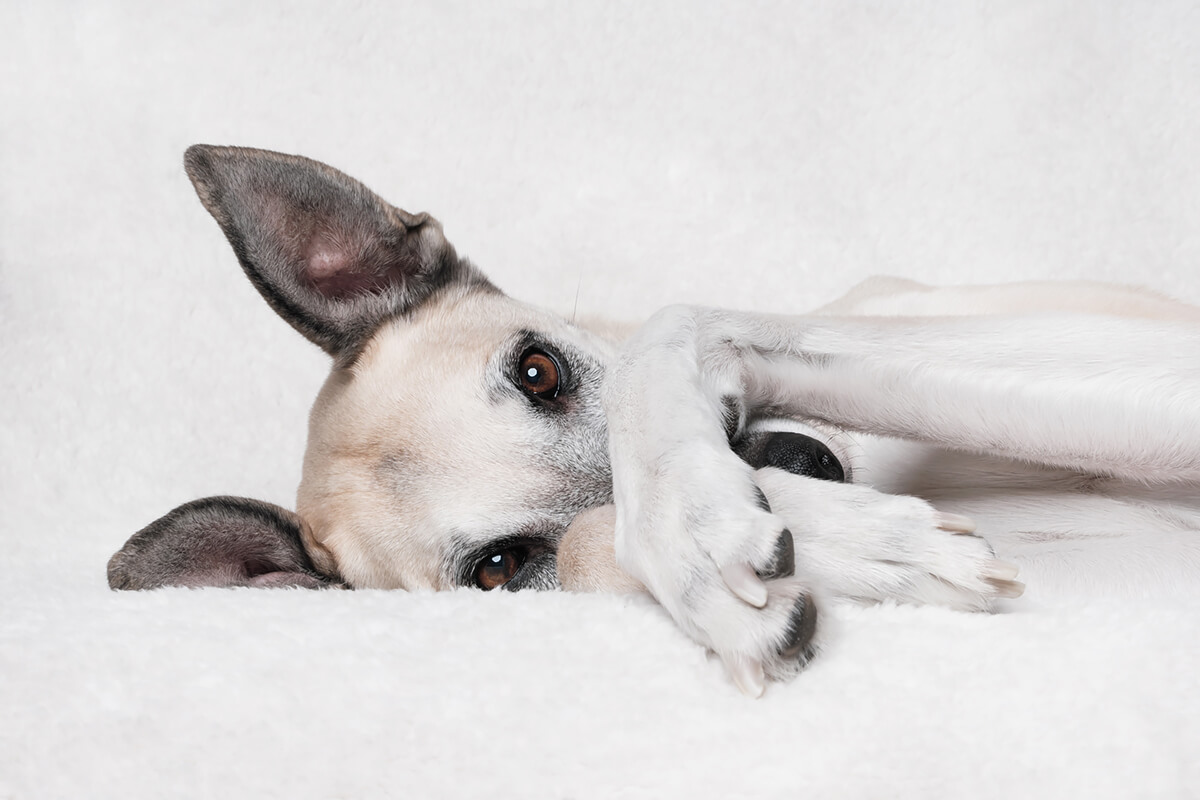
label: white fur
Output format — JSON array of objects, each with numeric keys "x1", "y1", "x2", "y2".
[{"x1": 603, "y1": 280, "x2": 1200, "y2": 689}]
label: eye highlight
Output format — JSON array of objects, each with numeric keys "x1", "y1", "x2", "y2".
[
  {"x1": 474, "y1": 549, "x2": 525, "y2": 590},
  {"x1": 517, "y1": 348, "x2": 562, "y2": 400}
]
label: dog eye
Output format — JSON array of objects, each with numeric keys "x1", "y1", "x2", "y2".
[
  {"x1": 474, "y1": 549, "x2": 525, "y2": 590},
  {"x1": 518, "y1": 349, "x2": 561, "y2": 399}
]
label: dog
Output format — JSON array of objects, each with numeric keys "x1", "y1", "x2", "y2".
[{"x1": 109, "y1": 145, "x2": 1200, "y2": 697}]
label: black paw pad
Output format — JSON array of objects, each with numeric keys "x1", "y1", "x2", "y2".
[
  {"x1": 757, "y1": 528, "x2": 795, "y2": 580},
  {"x1": 778, "y1": 593, "x2": 818, "y2": 663}
]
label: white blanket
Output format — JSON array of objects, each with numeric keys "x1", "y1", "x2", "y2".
[{"x1": 3, "y1": 2, "x2": 1199, "y2": 797}]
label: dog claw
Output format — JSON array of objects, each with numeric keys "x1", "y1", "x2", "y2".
[
  {"x1": 987, "y1": 578, "x2": 1025, "y2": 598},
  {"x1": 726, "y1": 654, "x2": 766, "y2": 698},
  {"x1": 985, "y1": 575, "x2": 1025, "y2": 598},
  {"x1": 981, "y1": 560, "x2": 1023, "y2": 598},
  {"x1": 935, "y1": 512, "x2": 977, "y2": 534},
  {"x1": 720, "y1": 562, "x2": 769, "y2": 608},
  {"x1": 983, "y1": 560, "x2": 1020, "y2": 582}
]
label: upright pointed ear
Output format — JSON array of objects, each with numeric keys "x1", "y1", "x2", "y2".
[
  {"x1": 183, "y1": 145, "x2": 496, "y2": 356},
  {"x1": 108, "y1": 497, "x2": 341, "y2": 590}
]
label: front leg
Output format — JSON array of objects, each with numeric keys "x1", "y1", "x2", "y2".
[
  {"x1": 603, "y1": 304, "x2": 1199, "y2": 694},
  {"x1": 603, "y1": 308, "x2": 827, "y2": 696}
]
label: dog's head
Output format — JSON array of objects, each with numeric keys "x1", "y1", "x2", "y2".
[
  {"x1": 110, "y1": 146, "x2": 846, "y2": 597},
  {"x1": 109, "y1": 146, "x2": 625, "y2": 594}
]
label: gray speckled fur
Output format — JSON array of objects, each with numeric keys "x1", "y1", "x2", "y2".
[
  {"x1": 183, "y1": 145, "x2": 497, "y2": 360},
  {"x1": 108, "y1": 496, "x2": 336, "y2": 590}
]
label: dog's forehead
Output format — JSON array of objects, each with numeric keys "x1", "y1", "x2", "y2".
[
  {"x1": 296, "y1": 289, "x2": 611, "y2": 589},
  {"x1": 330, "y1": 289, "x2": 574, "y2": 422},
  {"x1": 357, "y1": 290, "x2": 545, "y2": 370}
]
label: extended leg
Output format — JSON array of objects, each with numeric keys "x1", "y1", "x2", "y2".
[{"x1": 602, "y1": 305, "x2": 1200, "y2": 694}]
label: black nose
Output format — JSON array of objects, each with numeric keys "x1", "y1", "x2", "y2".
[{"x1": 736, "y1": 431, "x2": 846, "y2": 482}]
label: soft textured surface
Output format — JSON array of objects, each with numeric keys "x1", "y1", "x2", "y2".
[{"x1": 3, "y1": 2, "x2": 1200, "y2": 798}]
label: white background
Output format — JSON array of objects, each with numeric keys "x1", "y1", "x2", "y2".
[{"x1": 3, "y1": 2, "x2": 1199, "y2": 798}]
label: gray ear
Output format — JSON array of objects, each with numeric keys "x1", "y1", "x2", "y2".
[
  {"x1": 108, "y1": 497, "x2": 340, "y2": 590},
  {"x1": 184, "y1": 145, "x2": 496, "y2": 356}
]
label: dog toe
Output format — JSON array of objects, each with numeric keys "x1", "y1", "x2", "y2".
[
  {"x1": 725, "y1": 654, "x2": 767, "y2": 698},
  {"x1": 777, "y1": 592, "x2": 817, "y2": 662},
  {"x1": 756, "y1": 528, "x2": 796, "y2": 581}
]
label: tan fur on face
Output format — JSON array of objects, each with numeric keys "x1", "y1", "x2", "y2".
[
  {"x1": 556, "y1": 506, "x2": 646, "y2": 594},
  {"x1": 296, "y1": 285, "x2": 619, "y2": 590}
]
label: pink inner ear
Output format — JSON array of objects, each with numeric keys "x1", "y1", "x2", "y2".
[
  {"x1": 308, "y1": 245, "x2": 353, "y2": 281},
  {"x1": 305, "y1": 243, "x2": 366, "y2": 298},
  {"x1": 302, "y1": 226, "x2": 392, "y2": 300},
  {"x1": 304, "y1": 246, "x2": 398, "y2": 299},
  {"x1": 255, "y1": 193, "x2": 426, "y2": 303},
  {"x1": 255, "y1": 195, "x2": 383, "y2": 300}
]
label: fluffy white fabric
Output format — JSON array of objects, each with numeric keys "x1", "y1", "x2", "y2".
[{"x1": 3, "y1": 2, "x2": 1199, "y2": 797}]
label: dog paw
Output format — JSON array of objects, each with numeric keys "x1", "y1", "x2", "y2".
[
  {"x1": 602, "y1": 307, "x2": 830, "y2": 695},
  {"x1": 754, "y1": 468, "x2": 1024, "y2": 612},
  {"x1": 925, "y1": 512, "x2": 1025, "y2": 606},
  {"x1": 607, "y1": 435, "x2": 825, "y2": 696},
  {"x1": 559, "y1": 501, "x2": 819, "y2": 696},
  {"x1": 858, "y1": 508, "x2": 1025, "y2": 611}
]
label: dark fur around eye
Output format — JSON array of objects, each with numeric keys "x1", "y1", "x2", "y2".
[
  {"x1": 471, "y1": 546, "x2": 560, "y2": 592},
  {"x1": 509, "y1": 336, "x2": 573, "y2": 407},
  {"x1": 474, "y1": 549, "x2": 524, "y2": 590},
  {"x1": 500, "y1": 551, "x2": 559, "y2": 592},
  {"x1": 456, "y1": 535, "x2": 556, "y2": 589}
]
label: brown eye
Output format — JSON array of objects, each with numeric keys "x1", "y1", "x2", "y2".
[
  {"x1": 474, "y1": 550, "x2": 523, "y2": 590},
  {"x1": 518, "y1": 349, "x2": 561, "y2": 399}
]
